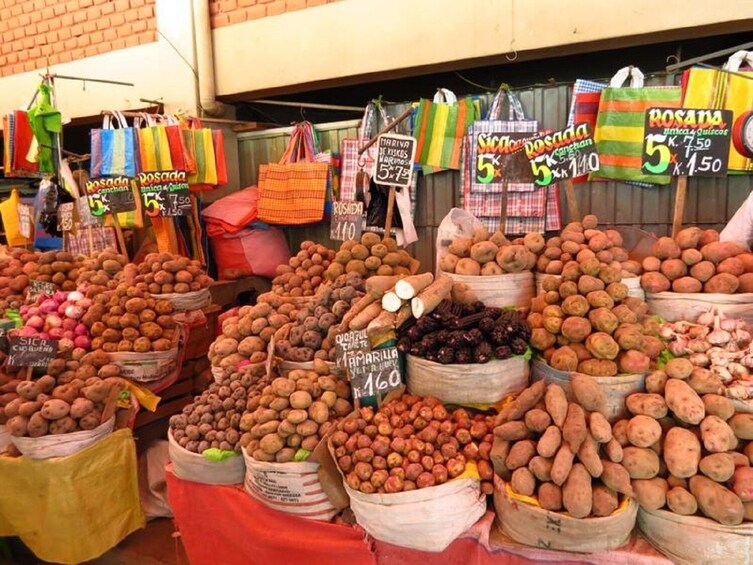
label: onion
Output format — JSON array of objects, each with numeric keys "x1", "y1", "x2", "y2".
[
  {"x1": 27, "y1": 306, "x2": 39, "y2": 317},
  {"x1": 58, "y1": 337, "x2": 74, "y2": 353},
  {"x1": 74, "y1": 335, "x2": 91, "y2": 350},
  {"x1": 67, "y1": 291, "x2": 85, "y2": 302},
  {"x1": 20, "y1": 327, "x2": 39, "y2": 337},
  {"x1": 26, "y1": 315, "x2": 44, "y2": 330},
  {"x1": 48, "y1": 327, "x2": 65, "y2": 339},
  {"x1": 53, "y1": 291, "x2": 68, "y2": 304},
  {"x1": 39, "y1": 299, "x2": 58, "y2": 314},
  {"x1": 63, "y1": 330, "x2": 75, "y2": 340},
  {"x1": 57, "y1": 301, "x2": 70, "y2": 315},
  {"x1": 62, "y1": 317, "x2": 77, "y2": 331},
  {"x1": 38, "y1": 331, "x2": 50, "y2": 339},
  {"x1": 45, "y1": 315, "x2": 63, "y2": 329},
  {"x1": 74, "y1": 323, "x2": 88, "y2": 336},
  {"x1": 20, "y1": 305, "x2": 29, "y2": 316},
  {"x1": 65, "y1": 305, "x2": 84, "y2": 320}
]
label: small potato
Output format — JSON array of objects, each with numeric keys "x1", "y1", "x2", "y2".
[
  {"x1": 621, "y1": 446, "x2": 660, "y2": 479},
  {"x1": 592, "y1": 484, "x2": 619, "y2": 517},
  {"x1": 700, "y1": 415, "x2": 738, "y2": 453},
  {"x1": 626, "y1": 393, "x2": 668, "y2": 419},
  {"x1": 702, "y1": 394, "x2": 735, "y2": 421},
  {"x1": 665, "y1": 358, "x2": 693, "y2": 380},
  {"x1": 690, "y1": 475, "x2": 744, "y2": 525},
  {"x1": 537, "y1": 482, "x2": 563, "y2": 511},
  {"x1": 666, "y1": 486, "x2": 698, "y2": 515},
  {"x1": 729, "y1": 414, "x2": 753, "y2": 440},
  {"x1": 664, "y1": 427, "x2": 701, "y2": 478},
  {"x1": 633, "y1": 477, "x2": 668, "y2": 510},
  {"x1": 665, "y1": 379, "x2": 705, "y2": 425}
]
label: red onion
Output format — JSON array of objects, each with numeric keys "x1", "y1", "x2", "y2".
[
  {"x1": 20, "y1": 305, "x2": 28, "y2": 316},
  {"x1": 20, "y1": 327, "x2": 39, "y2": 337},
  {"x1": 57, "y1": 301, "x2": 70, "y2": 315},
  {"x1": 38, "y1": 331, "x2": 50, "y2": 339},
  {"x1": 62, "y1": 330, "x2": 75, "y2": 340},
  {"x1": 74, "y1": 335, "x2": 91, "y2": 350},
  {"x1": 53, "y1": 291, "x2": 68, "y2": 304},
  {"x1": 74, "y1": 323, "x2": 88, "y2": 336},
  {"x1": 48, "y1": 327, "x2": 65, "y2": 339},
  {"x1": 45, "y1": 315, "x2": 63, "y2": 329},
  {"x1": 62, "y1": 317, "x2": 77, "y2": 331},
  {"x1": 27, "y1": 306, "x2": 39, "y2": 317},
  {"x1": 26, "y1": 315, "x2": 44, "y2": 330},
  {"x1": 39, "y1": 299, "x2": 57, "y2": 314}
]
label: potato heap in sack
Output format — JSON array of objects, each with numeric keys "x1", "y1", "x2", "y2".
[
  {"x1": 30, "y1": 250, "x2": 83, "y2": 291},
  {"x1": 325, "y1": 233, "x2": 415, "y2": 280},
  {"x1": 618, "y1": 358, "x2": 753, "y2": 524},
  {"x1": 76, "y1": 248, "x2": 129, "y2": 297},
  {"x1": 439, "y1": 226, "x2": 538, "y2": 275},
  {"x1": 640, "y1": 227, "x2": 753, "y2": 294},
  {"x1": 272, "y1": 240, "x2": 337, "y2": 297},
  {"x1": 494, "y1": 377, "x2": 633, "y2": 518},
  {"x1": 0, "y1": 247, "x2": 39, "y2": 310},
  {"x1": 119, "y1": 252, "x2": 213, "y2": 295}
]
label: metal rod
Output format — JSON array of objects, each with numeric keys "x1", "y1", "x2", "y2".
[
  {"x1": 358, "y1": 106, "x2": 414, "y2": 155},
  {"x1": 105, "y1": 110, "x2": 268, "y2": 127},
  {"x1": 251, "y1": 99, "x2": 366, "y2": 112},
  {"x1": 45, "y1": 73, "x2": 135, "y2": 87},
  {"x1": 666, "y1": 41, "x2": 753, "y2": 72}
]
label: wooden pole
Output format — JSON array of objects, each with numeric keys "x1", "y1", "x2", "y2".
[
  {"x1": 358, "y1": 106, "x2": 415, "y2": 155},
  {"x1": 563, "y1": 179, "x2": 581, "y2": 223},
  {"x1": 672, "y1": 176, "x2": 688, "y2": 238},
  {"x1": 111, "y1": 214, "x2": 129, "y2": 260},
  {"x1": 498, "y1": 183, "x2": 509, "y2": 233},
  {"x1": 383, "y1": 187, "x2": 396, "y2": 236}
]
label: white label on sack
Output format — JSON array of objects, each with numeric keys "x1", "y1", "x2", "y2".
[{"x1": 247, "y1": 469, "x2": 318, "y2": 503}]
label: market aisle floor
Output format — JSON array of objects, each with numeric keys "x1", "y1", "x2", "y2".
[{"x1": 4, "y1": 519, "x2": 187, "y2": 565}]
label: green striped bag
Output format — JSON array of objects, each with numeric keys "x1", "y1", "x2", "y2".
[
  {"x1": 413, "y1": 88, "x2": 480, "y2": 175},
  {"x1": 591, "y1": 67, "x2": 682, "y2": 185}
]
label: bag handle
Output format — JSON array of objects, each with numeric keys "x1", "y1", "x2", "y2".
[
  {"x1": 279, "y1": 124, "x2": 304, "y2": 164},
  {"x1": 485, "y1": 86, "x2": 527, "y2": 121},
  {"x1": 609, "y1": 66, "x2": 645, "y2": 87},
  {"x1": 433, "y1": 88, "x2": 458, "y2": 104},
  {"x1": 723, "y1": 50, "x2": 753, "y2": 72}
]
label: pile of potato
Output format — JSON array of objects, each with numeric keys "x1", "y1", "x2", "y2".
[
  {"x1": 494, "y1": 377, "x2": 633, "y2": 518},
  {"x1": 169, "y1": 363, "x2": 269, "y2": 454},
  {"x1": 640, "y1": 227, "x2": 753, "y2": 294},
  {"x1": 617, "y1": 359, "x2": 753, "y2": 524},
  {"x1": 332, "y1": 394, "x2": 496, "y2": 494},
  {"x1": 272, "y1": 241, "x2": 337, "y2": 297},
  {"x1": 30, "y1": 250, "x2": 83, "y2": 292},
  {"x1": 242, "y1": 363, "x2": 353, "y2": 462},
  {"x1": 535, "y1": 216, "x2": 640, "y2": 278},
  {"x1": 86, "y1": 283, "x2": 176, "y2": 353},
  {"x1": 120, "y1": 252, "x2": 213, "y2": 295},
  {"x1": 75, "y1": 248, "x2": 129, "y2": 296},
  {"x1": 0, "y1": 247, "x2": 39, "y2": 310},
  {"x1": 439, "y1": 226, "x2": 537, "y2": 275},
  {"x1": 530, "y1": 267, "x2": 662, "y2": 376},
  {"x1": 1, "y1": 350, "x2": 127, "y2": 437},
  {"x1": 325, "y1": 233, "x2": 415, "y2": 281}
]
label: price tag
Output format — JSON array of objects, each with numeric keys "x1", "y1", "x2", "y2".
[
  {"x1": 57, "y1": 202, "x2": 75, "y2": 232},
  {"x1": 642, "y1": 108, "x2": 732, "y2": 177},
  {"x1": 334, "y1": 329, "x2": 370, "y2": 368},
  {"x1": 347, "y1": 346, "x2": 402, "y2": 401},
  {"x1": 85, "y1": 176, "x2": 137, "y2": 216},
  {"x1": 17, "y1": 204, "x2": 32, "y2": 239},
  {"x1": 374, "y1": 134, "x2": 416, "y2": 188},
  {"x1": 330, "y1": 201, "x2": 364, "y2": 242},
  {"x1": 475, "y1": 131, "x2": 538, "y2": 184},
  {"x1": 27, "y1": 280, "x2": 56, "y2": 304},
  {"x1": 8, "y1": 336, "x2": 58, "y2": 367},
  {"x1": 138, "y1": 170, "x2": 191, "y2": 217},
  {"x1": 524, "y1": 123, "x2": 599, "y2": 187}
]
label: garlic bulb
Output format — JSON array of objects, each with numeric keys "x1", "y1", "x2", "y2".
[
  {"x1": 707, "y1": 313, "x2": 732, "y2": 346},
  {"x1": 689, "y1": 352, "x2": 710, "y2": 367}
]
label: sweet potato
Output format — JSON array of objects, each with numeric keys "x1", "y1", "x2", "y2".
[
  {"x1": 577, "y1": 433, "x2": 604, "y2": 478},
  {"x1": 544, "y1": 383, "x2": 568, "y2": 428},
  {"x1": 563, "y1": 403, "x2": 587, "y2": 452},
  {"x1": 537, "y1": 425, "x2": 562, "y2": 458},
  {"x1": 569, "y1": 374, "x2": 606, "y2": 417},
  {"x1": 690, "y1": 475, "x2": 744, "y2": 525},
  {"x1": 729, "y1": 414, "x2": 753, "y2": 440},
  {"x1": 502, "y1": 380, "x2": 546, "y2": 422},
  {"x1": 505, "y1": 440, "x2": 537, "y2": 470},
  {"x1": 524, "y1": 409, "x2": 551, "y2": 434},
  {"x1": 600, "y1": 460, "x2": 633, "y2": 496},
  {"x1": 640, "y1": 272, "x2": 671, "y2": 293},
  {"x1": 563, "y1": 463, "x2": 593, "y2": 518},
  {"x1": 663, "y1": 427, "x2": 701, "y2": 478},
  {"x1": 665, "y1": 378, "x2": 705, "y2": 425},
  {"x1": 627, "y1": 415, "x2": 662, "y2": 448},
  {"x1": 666, "y1": 486, "x2": 698, "y2": 515},
  {"x1": 550, "y1": 444, "x2": 575, "y2": 486},
  {"x1": 605, "y1": 438, "x2": 623, "y2": 463},
  {"x1": 537, "y1": 482, "x2": 563, "y2": 511},
  {"x1": 700, "y1": 415, "x2": 738, "y2": 453},
  {"x1": 528, "y1": 456, "x2": 553, "y2": 482},
  {"x1": 491, "y1": 439, "x2": 511, "y2": 478},
  {"x1": 633, "y1": 477, "x2": 668, "y2": 510},
  {"x1": 591, "y1": 484, "x2": 619, "y2": 517},
  {"x1": 621, "y1": 446, "x2": 660, "y2": 479},
  {"x1": 704, "y1": 272, "x2": 739, "y2": 294},
  {"x1": 495, "y1": 421, "x2": 529, "y2": 441},
  {"x1": 699, "y1": 453, "x2": 735, "y2": 482},
  {"x1": 510, "y1": 467, "x2": 536, "y2": 496}
]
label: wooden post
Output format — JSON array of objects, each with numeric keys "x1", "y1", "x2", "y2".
[
  {"x1": 111, "y1": 214, "x2": 129, "y2": 260},
  {"x1": 563, "y1": 179, "x2": 581, "y2": 223},
  {"x1": 672, "y1": 176, "x2": 688, "y2": 238},
  {"x1": 498, "y1": 183, "x2": 509, "y2": 233},
  {"x1": 383, "y1": 187, "x2": 396, "y2": 236}
]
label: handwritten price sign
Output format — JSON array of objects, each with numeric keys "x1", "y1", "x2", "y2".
[
  {"x1": 138, "y1": 170, "x2": 191, "y2": 217},
  {"x1": 346, "y1": 346, "x2": 401, "y2": 400},
  {"x1": 85, "y1": 176, "x2": 137, "y2": 216},
  {"x1": 524, "y1": 123, "x2": 599, "y2": 187},
  {"x1": 330, "y1": 201, "x2": 364, "y2": 242},
  {"x1": 642, "y1": 108, "x2": 732, "y2": 177},
  {"x1": 374, "y1": 134, "x2": 416, "y2": 188}
]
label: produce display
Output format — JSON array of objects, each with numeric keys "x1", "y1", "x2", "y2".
[
  {"x1": 15, "y1": 290, "x2": 93, "y2": 352},
  {"x1": 242, "y1": 363, "x2": 353, "y2": 462},
  {"x1": 87, "y1": 283, "x2": 177, "y2": 353},
  {"x1": 660, "y1": 309, "x2": 753, "y2": 403},
  {"x1": 325, "y1": 233, "x2": 415, "y2": 281},
  {"x1": 619, "y1": 365, "x2": 753, "y2": 524},
  {"x1": 640, "y1": 227, "x2": 753, "y2": 294},
  {"x1": 272, "y1": 240, "x2": 337, "y2": 297},
  {"x1": 494, "y1": 377, "x2": 633, "y2": 517},
  {"x1": 30, "y1": 250, "x2": 83, "y2": 292},
  {"x1": 0, "y1": 247, "x2": 39, "y2": 311},
  {"x1": 438, "y1": 226, "x2": 537, "y2": 275},
  {"x1": 0, "y1": 350, "x2": 127, "y2": 437},
  {"x1": 76, "y1": 248, "x2": 129, "y2": 296},
  {"x1": 331, "y1": 394, "x2": 496, "y2": 494},
  {"x1": 397, "y1": 300, "x2": 531, "y2": 364},
  {"x1": 119, "y1": 252, "x2": 213, "y2": 295},
  {"x1": 530, "y1": 268, "x2": 661, "y2": 376},
  {"x1": 534, "y1": 215, "x2": 641, "y2": 279},
  {"x1": 169, "y1": 363, "x2": 269, "y2": 454}
]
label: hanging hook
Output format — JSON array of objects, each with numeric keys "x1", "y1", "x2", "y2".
[
  {"x1": 666, "y1": 54, "x2": 680, "y2": 65},
  {"x1": 299, "y1": 106, "x2": 306, "y2": 121},
  {"x1": 505, "y1": 50, "x2": 518, "y2": 62}
]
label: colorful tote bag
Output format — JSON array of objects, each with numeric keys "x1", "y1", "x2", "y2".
[
  {"x1": 413, "y1": 88, "x2": 479, "y2": 174},
  {"x1": 340, "y1": 102, "x2": 389, "y2": 201},
  {"x1": 257, "y1": 122, "x2": 328, "y2": 225},
  {"x1": 567, "y1": 79, "x2": 606, "y2": 127},
  {"x1": 90, "y1": 111, "x2": 136, "y2": 177},
  {"x1": 591, "y1": 66, "x2": 682, "y2": 185},
  {"x1": 683, "y1": 50, "x2": 753, "y2": 172}
]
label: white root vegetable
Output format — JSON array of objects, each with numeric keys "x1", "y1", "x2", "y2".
[
  {"x1": 411, "y1": 275, "x2": 453, "y2": 319},
  {"x1": 349, "y1": 302, "x2": 383, "y2": 330},
  {"x1": 395, "y1": 303, "x2": 413, "y2": 328},
  {"x1": 365, "y1": 275, "x2": 403, "y2": 297},
  {"x1": 367, "y1": 310, "x2": 396, "y2": 334},
  {"x1": 394, "y1": 273, "x2": 434, "y2": 300},
  {"x1": 339, "y1": 294, "x2": 376, "y2": 331},
  {"x1": 381, "y1": 291, "x2": 403, "y2": 313}
]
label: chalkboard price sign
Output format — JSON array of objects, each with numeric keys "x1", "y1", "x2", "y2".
[
  {"x1": 334, "y1": 329, "x2": 370, "y2": 368},
  {"x1": 57, "y1": 202, "x2": 75, "y2": 232},
  {"x1": 524, "y1": 123, "x2": 599, "y2": 187},
  {"x1": 346, "y1": 346, "x2": 401, "y2": 400},
  {"x1": 475, "y1": 131, "x2": 537, "y2": 184},
  {"x1": 85, "y1": 176, "x2": 137, "y2": 216},
  {"x1": 641, "y1": 108, "x2": 732, "y2": 177},
  {"x1": 27, "y1": 280, "x2": 56, "y2": 304},
  {"x1": 8, "y1": 336, "x2": 58, "y2": 367},
  {"x1": 330, "y1": 201, "x2": 364, "y2": 242},
  {"x1": 138, "y1": 170, "x2": 192, "y2": 217},
  {"x1": 374, "y1": 134, "x2": 416, "y2": 188}
]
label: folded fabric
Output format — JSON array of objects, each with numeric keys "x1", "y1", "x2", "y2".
[{"x1": 201, "y1": 186, "x2": 259, "y2": 235}]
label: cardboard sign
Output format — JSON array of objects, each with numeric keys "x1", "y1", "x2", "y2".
[
  {"x1": 138, "y1": 170, "x2": 191, "y2": 217},
  {"x1": 57, "y1": 202, "x2": 75, "y2": 232},
  {"x1": 27, "y1": 280, "x2": 56, "y2": 304},
  {"x1": 8, "y1": 336, "x2": 57, "y2": 367},
  {"x1": 17, "y1": 204, "x2": 32, "y2": 239},
  {"x1": 85, "y1": 176, "x2": 137, "y2": 216},
  {"x1": 374, "y1": 134, "x2": 416, "y2": 188},
  {"x1": 642, "y1": 108, "x2": 732, "y2": 176},
  {"x1": 330, "y1": 201, "x2": 364, "y2": 242},
  {"x1": 524, "y1": 123, "x2": 599, "y2": 187},
  {"x1": 475, "y1": 131, "x2": 538, "y2": 184},
  {"x1": 334, "y1": 329, "x2": 370, "y2": 368},
  {"x1": 346, "y1": 346, "x2": 401, "y2": 400}
]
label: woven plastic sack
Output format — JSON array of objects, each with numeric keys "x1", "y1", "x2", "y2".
[
  {"x1": 11, "y1": 417, "x2": 115, "y2": 460},
  {"x1": 168, "y1": 430, "x2": 245, "y2": 485}
]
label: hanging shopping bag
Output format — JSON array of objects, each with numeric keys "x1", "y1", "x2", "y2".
[
  {"x1": 468, "y1": 88, "x2": 538, "y2": 194},
  {"x1": 257, "y1": 122, "x2": 328, "y2": 225},
  {"x1": 683, "y1": 50, "x2": 753, "y2": 172},
  {"x1": 413, "y1": 88, "x2": 479, "y2": 174},
  {"x1": 567, "y1": 79, "x2": 607, "y2": 126},
  {"x1": 591, "y1": 66, "x2": 682, "y2": 185},
  {"x1": 91, "y1": 111, "x2": 136, "y2": 177},
  {"x1": 161, "y1": 115, "x2": 196, "y2": 174},
  {"x1": 134, "y1": 113, "x2": 173, "y2": 172},
  {"x1": 212, "y1": 129, "x2": 228, "y2": 186},
  {"x1": 340, "y1": 102, "x2": 390, "y2": 201}
]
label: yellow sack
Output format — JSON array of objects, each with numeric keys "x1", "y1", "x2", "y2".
[
  {"x1": 0, "y1": 189, "x2": 30, "y2": 246},
  {"x1": 0, "y1": 429, "x2": 145, "y2": 564}
]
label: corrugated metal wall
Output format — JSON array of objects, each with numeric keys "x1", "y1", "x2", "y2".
[{"x1": 238, "y1": 86, "x2": 753, "y2": 274}]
